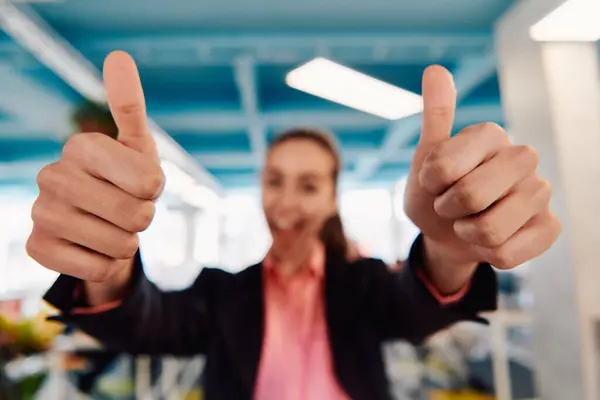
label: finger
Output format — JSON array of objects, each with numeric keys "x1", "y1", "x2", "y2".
[
  {"x1": 418, "y1": 65, "x2": 456, "y2": 148},
  {"x1": 31, "y1": 195, "x2": 139, "y2": 260},
  {"x1": 419, "y1": 122, "x2": 509, "y2": 195},
  {"x1": 103, "y1": 51, "x2": 158, "y2": 158},
  {"x1": 37, "y1": 162, "x2": 156, "y2": 233},
  {"x1": 472, "y1": 209, "x2": 561, "y2": 269},
  {"x1": 433, "y1": 145, "x2": 539, "y2": 219},
  {"x1": 453, "y1": 176, "x2": 552, "y2": 247},
  {"x1": 62, "y1": 133, "x2": 164, "y2": 200},
  {"x1": 26, "y1": 229, "x2": 125, "y2": 282}
]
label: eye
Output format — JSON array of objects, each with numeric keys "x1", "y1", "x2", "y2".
[
  {"x1": 301, "y1": 183, "x2": 318, "y2": 194},
  {"x1": 265, "y1": 177, "x2": 282, "y2": 188}
]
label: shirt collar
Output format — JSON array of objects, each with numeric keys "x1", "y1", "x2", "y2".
[{"x1": 263, "y1": 241, "x2": 326, "y2": 279}]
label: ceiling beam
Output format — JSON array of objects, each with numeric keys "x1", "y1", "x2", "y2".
[
  {"x1": 351, "y1": 155, "x2": 384, "y2": 181},
  {"x1": 70, "y1": 31, "x2": 493, "y2": 66},
  {"x1": 453, "y1": 50, "x2": 498, "y2": 102},
  {"x1": 151, "y1": 108, "x2": 386, "y2": 132},
  {"x1": 76, "y1": 31, "x2": 492, "y2": 51},
  {"x1": 234, "y1": 56, "x2": 266, "y2": 165},
  {"x1": 354, "y1": 50, "x2": 500, "y2": 180},
  {"x1": 0, "y1": 2, "x2": 221, "y2": 193}
]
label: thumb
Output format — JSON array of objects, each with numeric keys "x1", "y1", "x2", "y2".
[
  {"x1": 418, "y1": 65, "x2": 456, "y2": 149},
  {"x1": 103, "y1": 51, "x2": 158, "y2": 159}
]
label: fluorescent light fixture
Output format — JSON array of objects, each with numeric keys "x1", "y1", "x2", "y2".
[
  {"x1": 286, "y1": 58, "x2": 423, "y2": 120},
  {"x1": 530, "y1": 0, "x2": 600, "y2": 42}
]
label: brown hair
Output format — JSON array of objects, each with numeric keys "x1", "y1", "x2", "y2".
[
  {"x1": 268, "y1": 127, "x2": 349, "y2": 261},
  {"x1": 72, "y1": 100, "x2": 118, "y2": 139}
]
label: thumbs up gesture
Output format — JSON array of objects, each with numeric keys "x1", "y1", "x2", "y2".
[
  {"x1": 26, "y1": 51, "x2": 164, "y2": 284},
  {"x1": 404, "y1": 66, "x2": 560, "y2": 271}
]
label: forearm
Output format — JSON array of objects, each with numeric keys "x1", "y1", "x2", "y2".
[{"x1": 422, "y1": 236, "x2": 478, "y2": 295}]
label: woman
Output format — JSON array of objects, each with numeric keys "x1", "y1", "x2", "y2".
[
  {"x1": 43, "y1": 128, "x2": 496, "y2": 400},
  {"x1": 29, "y1": 52, "x2": 559, "y2": 400}
]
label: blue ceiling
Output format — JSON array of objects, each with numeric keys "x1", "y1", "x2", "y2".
[{"x1": 0, "y1": 0, "x2": 514, "y2": 190}]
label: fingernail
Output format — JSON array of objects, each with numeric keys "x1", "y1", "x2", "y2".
[
  {"x1": 433, "y1": 195, "x2": 458, "y2": 219},
  {"x1": 453, "y1": 221, "x2": 475, "y2": 242}
]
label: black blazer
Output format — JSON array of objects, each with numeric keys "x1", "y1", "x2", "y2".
[{"x1": 44, "y1": 235, "x2": 497, "y2": 400}]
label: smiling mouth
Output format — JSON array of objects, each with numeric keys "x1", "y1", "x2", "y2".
[{"x1": 271, "y1": 217, "x2": 305, "y2": 234}]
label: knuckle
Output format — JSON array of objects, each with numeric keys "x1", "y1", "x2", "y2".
[
  {"x1": 453, "y1": 181, "x2": 483, "y2": 213},
  {"x1": 36, "y1": 163, "x2": 60, "y2": 192},
  {"x1": 30, "y1": 198, "x2": 49, "y2": 226},
  {"x1": 488, "y1": 247, "x2": 518, "y2": 270},
  {"x1": 472, "y1": 217, "x2": 505, "y2": 247},
  {"x1": 515, "y1": 145, "x2": 539, "y2": 167},
  {"x1": 478, "y1": 122, "x2": 510, "y2": 144},
  {"x1": 25, "y1": 234, "x2": 58, "y2": 273},
  {"x1": 118, "y1": 102, "x2": 144, "y2": 117},
  {"x1": 129, "y1": 201, "x2": 155, "y2": 232},
  {"x1": 25, "y1": 234, "x2": 43, "y2": 261},
  {"x1": 537, "y1": 179, "x2": 553, "y2": 203},
  {"x1": 63, "y1": 132, "x2": 105, "y2": 161},
  {"x1": 423, "y1": 149, "x2": 455, "y2": 190},
  {"x1": 62, "y1": 133, "x2": 88, "y2": 159},
  {"x1": 428, "y1": 105, "x2": 454, "y2": 119},
  {"x1": 115, "y1": 234, "x2": 139, "y2": 259},
  {"x1": 479, "y1": 121, "x2": 502, "y2": 131},
  {"x1": 138, "y1": 168, "x2": 165, "y2": 199},
  {"x1": 479, "y1": 121, "x2": 504, "y2": 135},
  {"x1": 550, "y1": 213, "x2": 562, "y2": 237}
]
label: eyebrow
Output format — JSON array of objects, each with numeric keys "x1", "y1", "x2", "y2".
[
  {"x1": 299, "y1": 173, "x2": 325, "y2": 181},
  {"x1": 299, "y1": 172, "x2": 325, "y2": 183},
  {"x1": 264, "y1": 168, "x2": 326, "y2": 181}
]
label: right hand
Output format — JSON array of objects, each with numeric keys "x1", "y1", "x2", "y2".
[{"x1": 26, "y1": 51, "x2": 165, "y2": 283}]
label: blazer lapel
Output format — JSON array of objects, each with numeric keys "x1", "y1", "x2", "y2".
[{"x1": 221, "y1": 263, "x2": 265, "y2": 395}]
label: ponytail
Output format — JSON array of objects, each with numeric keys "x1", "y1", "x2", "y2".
[{"x1": 319, "y1": 213, "x2": 349, "y2": 261}]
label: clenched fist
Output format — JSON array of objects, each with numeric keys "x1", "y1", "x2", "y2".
[
  {"x1": 26, "y1": 51, "x2": 164, "y2": 284},
  {"x1": 404, "y1": 66, "x2": 560, "y2": 271}
]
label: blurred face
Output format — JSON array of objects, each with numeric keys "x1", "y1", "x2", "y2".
[{"x1": 262, "y1": 139, "x2": 338, "y2": 259}]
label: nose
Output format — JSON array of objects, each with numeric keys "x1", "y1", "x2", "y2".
[
  {"x1": 279, "y1": 186, "x2": 300, "y2": 211},
  {"x1": 271, "y1": 187, "x2": 301, "y2": 222}
]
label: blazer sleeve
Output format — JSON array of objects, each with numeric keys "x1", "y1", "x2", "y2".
[
  {"x1": 43, "y1": 252, "x2": 218, "y2": 356},
  {"x1": 367, "y1": 234, "x2": 498, "y2": 344}
]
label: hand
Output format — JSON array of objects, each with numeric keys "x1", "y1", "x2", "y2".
[
  {"x1": 404, "y1": 65, "x2": 560, "y2": 270},
  {"x1": 26, "y1": 51, "x2": 164, "y2": 284}
]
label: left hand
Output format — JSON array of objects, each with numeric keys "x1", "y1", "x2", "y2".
[{"x1": 404, "y1": 65, "x2": 561, "y2": 270}]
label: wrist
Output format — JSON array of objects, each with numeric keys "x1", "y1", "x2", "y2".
[
  {"x1": 85, "y1": 258, "x2": 134, "y2": 306},
  {"x1": 422, "y1": 236, "x2": 478, "y2": 295}
]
